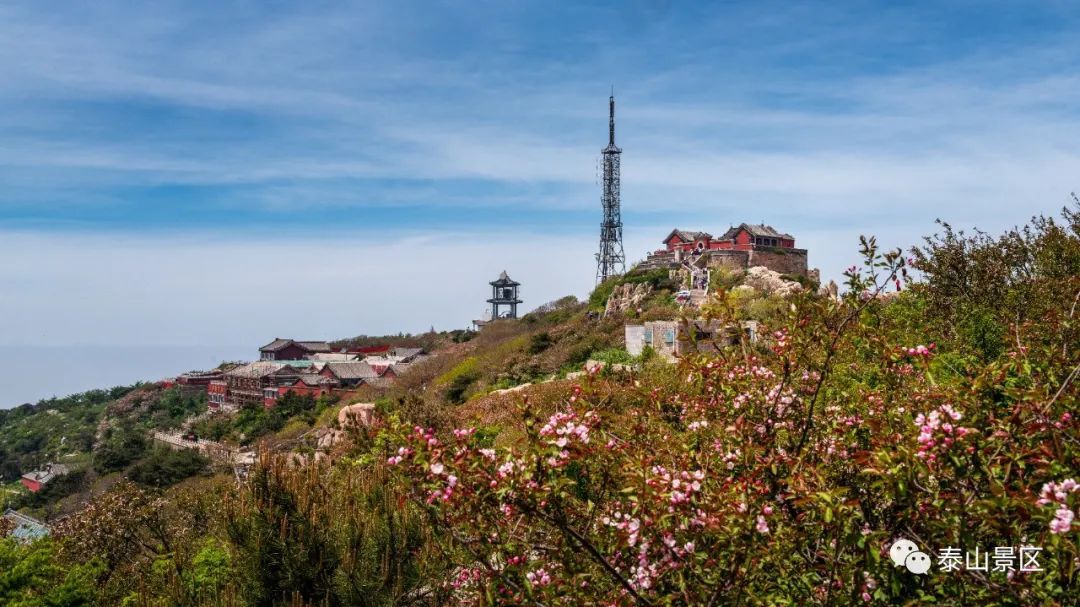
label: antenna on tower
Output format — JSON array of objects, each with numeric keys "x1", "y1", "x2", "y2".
[{"x1": 595, "y1": 92, "x2": 626, "y2": 284}]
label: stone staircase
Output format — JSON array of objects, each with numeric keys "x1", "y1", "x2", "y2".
[{"x1": 689, "y1": 289, "x2": 709, "y2": 307}]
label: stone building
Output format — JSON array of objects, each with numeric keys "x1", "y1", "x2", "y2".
[
  {"x1": 625, "y1": 320, "x2": 759, "y2": 361},
  {"x1": 639, "y1": 223, "x2": 810, "y2": 277}
]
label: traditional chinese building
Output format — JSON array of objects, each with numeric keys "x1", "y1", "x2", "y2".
[
  {"x1": 20, "y1": 464, "x2": 70, "y2": 493},
  {"x1": 662, "y1": 224, "x2": 797, "y2": 253},
  {"x1": 258, "y1": 339, "x2": 332, "y2": 361},
  {"x1": 641, "y1": 223, "x2": 809, "y2": 277},
  {"x1": 223, "y1": 361, "x2": 313, "y2": 408},
  {"x1": 319, "y1": 361, "x2": 395, "y2": 388},
  {"x1": 265, "y1": 375, "x2": 339, "y2": 408},
  {"x1": 2, "y1": 509, "x2": 49, "y2": 542},
  {"x1": 487, "y1": 271, "x2": 522, "y2": 320}
]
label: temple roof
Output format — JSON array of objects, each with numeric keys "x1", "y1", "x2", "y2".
[
  {"x1": 719, "y1": 223, "x2": 794, "y2": 240},
  {"x1": 490, "y1": 270, "x2": 520, "y2": 286},
  {"x1": 259, "y1": 339, "x2": 331, "y2": 353},
  {"x1": 663, "y1": 229, "x2": 713, "y2": 244}
]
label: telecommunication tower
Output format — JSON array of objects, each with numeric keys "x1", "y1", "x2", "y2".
[{"x1": 595, "y1": 94, "x2": 625, "y2": 283}]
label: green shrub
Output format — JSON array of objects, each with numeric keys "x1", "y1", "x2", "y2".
[
  {"x1": 588, "y1": 348, "x2": 634, "y2": 365},
  {"x1": 528, "y1": 332, "x2": 553, "y2": 354},
  {"x1": 93, "y1": 422, "x2": 147, "y2": 474},
  {"x1": 128, "y1": 447, "x2": 209, "y2": 488}
]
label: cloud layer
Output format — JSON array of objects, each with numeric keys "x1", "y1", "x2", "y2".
[{"x1": 0, "y1": 1, "x2": 1077, "y2": 349}]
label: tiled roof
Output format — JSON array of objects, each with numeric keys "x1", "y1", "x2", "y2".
[
  {"x1": 389, "y1": 347, "x2": 424, "y2": 360},
  {"x1": 490, "y1": 270, "x2": 520, "y2": 286},
  {"x1": 720, "y1": 223, "x2": 794, "y2": 240},
  {"x1": 227, "y1": 361, "x2": 288, "y2": 378},
  {"x1": 21, "y1": 464, "x2": 69, "y2": 486},
  {"x1": 294, "y1": 374, "x2": 337, "y2": 387},
  {"x1": 310, "y1": 352, "x2": 359, "y2": 362},
  {"x1": 259, "y1": 338, "x2": 293, "y2": 352},
  {"x1": 259, "y1": 339, "x2": 331, "y2": 353},
  {"x1": 664, "y1": 229, "x2": 712, "y2": 244},
  {"x1": 324, "y1": 361, "x2": 382, "y2": 380},
  {"x1": 3, "y1": 509, "x2": 48, "y2": 541}
]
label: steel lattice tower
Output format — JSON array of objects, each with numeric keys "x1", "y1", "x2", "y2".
[{"x1": 596, "y1": 94, "x2": 625, "y2": 283}]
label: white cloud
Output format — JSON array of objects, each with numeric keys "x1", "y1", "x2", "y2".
[
  {"x1": 0, "y1": 0, "x2": 1077, "y2": 358},
  {"x1": 0, "y1": 230, "x2": 617, "y2": 347}
]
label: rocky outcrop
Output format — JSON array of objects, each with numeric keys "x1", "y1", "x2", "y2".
[
  {"x1": 315, "y1": 427, "x2": 347, "y2": 451},
  {"x1": 741, "y1": 266, "x2": 804, "y2": 297},
  {"x1": 337, "y1": 403, "x2": 375, "y2": 429},
  {"x1": 604, "y1": 283, "x2": 653, "y2": 317},
  {"x1": 819, "y1": 279, "x2": 840, "y2": 302}
]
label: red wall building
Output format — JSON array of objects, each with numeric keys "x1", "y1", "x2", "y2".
[
  {"x1": 207, "y1": 380, "x2": 228, "y2": 410},
  {"x1": 20, "y1": 477, "x2": 42, "y2": 493},
  {"x1": 663, "y1": 224, "x2": 796, "y2": 253}
]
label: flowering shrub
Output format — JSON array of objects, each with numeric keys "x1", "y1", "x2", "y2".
[
  {"x1": 13, "y1": 208, "x2": 1075, "y2": 606},
  {"x1": 384, "y1": 232, "x2": 1079, "y2": 605}
]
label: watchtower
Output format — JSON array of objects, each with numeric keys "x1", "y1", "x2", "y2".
[{"x1": 487, "y1": 271, "x2": 522, "y2": 320}]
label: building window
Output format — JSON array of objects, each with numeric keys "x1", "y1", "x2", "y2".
[
  {"x1": 664, "y1": 329, "x2": 675, "y2": 344},
  {"x1": 643, "y1": 329, "x2": 653, "y2": 342}
]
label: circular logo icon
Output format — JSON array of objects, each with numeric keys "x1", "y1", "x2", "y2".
[
  {"x1": 889, "y1": 539, "x2": 919, "y2": 567},
  {"x1": 904, "y1": 550, "x2": 932, "y2": 574}
]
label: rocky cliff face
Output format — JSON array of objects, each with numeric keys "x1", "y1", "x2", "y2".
[{"x1": 604, "y1": 283, "x2": 653, "y2": 317}]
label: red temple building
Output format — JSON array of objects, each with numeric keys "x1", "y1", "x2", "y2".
[
  {"x1": 662, "y1": 224, "x2": 796, "y2": 253},
  {"x1": 641, "y1": 223, "x2": 810, "y2": 277}
]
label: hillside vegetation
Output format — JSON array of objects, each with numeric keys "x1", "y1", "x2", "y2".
[{"x1": 2, "y1": 205, "x2": 1078, "y2": 606}]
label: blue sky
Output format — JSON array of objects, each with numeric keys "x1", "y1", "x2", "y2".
[{"x1": 1, "y1": 1, "x2": 1079, "y2": 350}]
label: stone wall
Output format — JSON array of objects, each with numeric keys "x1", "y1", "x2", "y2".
[
  {"x1": 706, "y1": 250, "x2": 750, "y2": 272},
  {"x1": 745, "y1": 247, "x2": 808, "y2": 276},
  {"x1": 639, "y1": 245, "x2": 810, "y2": 278}
]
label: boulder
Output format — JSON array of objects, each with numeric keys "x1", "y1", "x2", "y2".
[
  {"x1": 743, "y1": 266, "x2": 803, "y2": 297},
  {"x1": 315, "y1": 428, "x2": 347, "y2": 451},
  {"x1": 338, "y1": 403, "x2": 376, "y2": 429}
]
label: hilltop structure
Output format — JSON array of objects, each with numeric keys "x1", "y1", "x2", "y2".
[
  {"x1": 487, "y1": 271, "x2": 522, "y2": 320},
  {"x1": 639, "y1": 223, "x2": 810, "y2": 277}
]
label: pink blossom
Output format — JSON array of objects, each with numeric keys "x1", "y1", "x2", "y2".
[
  {"x1": 525, "y1": 567, "x2": 552, "y2": 586},
  {"x1": 756, "y1": 515, "x2": 770, "y2": 534},
  {"x1": 1049, "y1": 507, "x2": 1074, "y2": 534}
]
